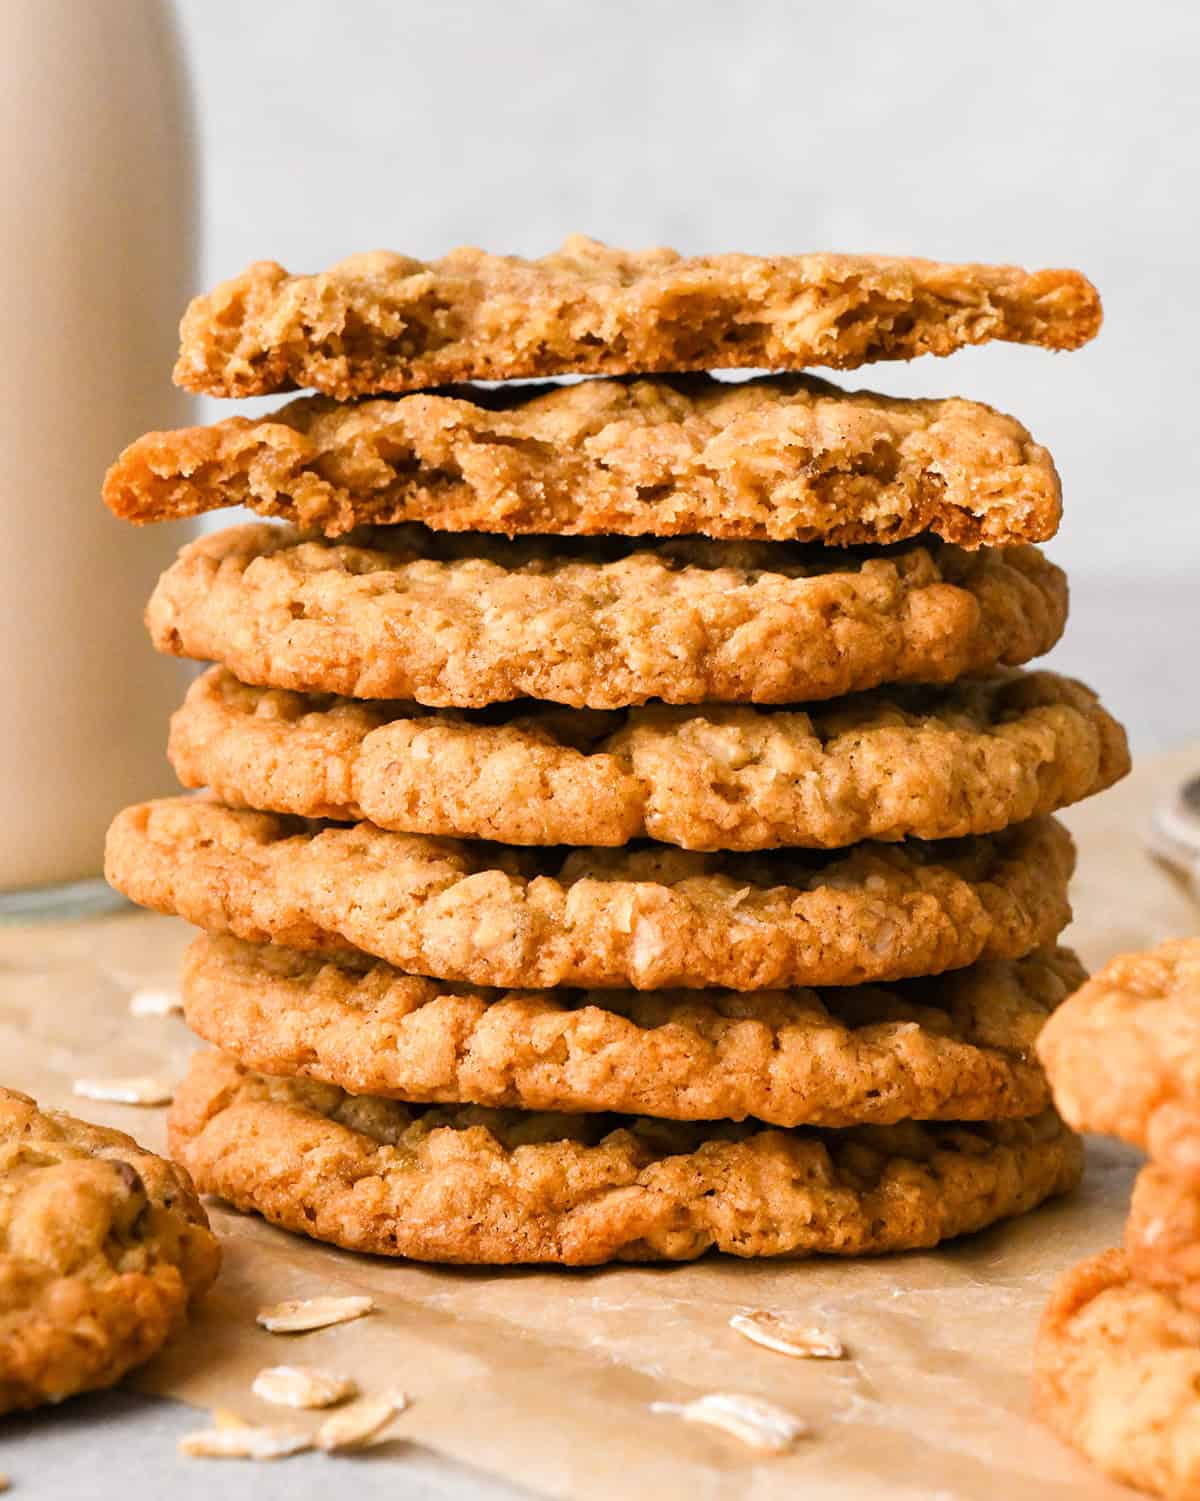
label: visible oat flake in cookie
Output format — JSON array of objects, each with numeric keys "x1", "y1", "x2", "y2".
[
  {"x1": 168, "y1": 666, "x2": 1128, "y2": 851},
  {"x1": 173, "y1": 237, "x2": 1101, "y2": 398},
  {"x1": 105, "y1": 799, "x2": 1075, "y2": 990},
  {"x1": 106, "y1": 373, "x2": 1063, "y2": 547},
  {"x1": 146, "y1": 523, "x2": 1069, "y2": 709},
  {"x1": 168, "y1": 1051, "x2": 1083, "y2": 1266},
  {"x1": 0, "y1": 1087, "x2": 220, "y2": 1413},
  {"x1": 179, "y1": 935, "x2": 1084, "y2": 1128}
]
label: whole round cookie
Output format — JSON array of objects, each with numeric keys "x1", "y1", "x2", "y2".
[
  {"x1": 173, "y1": 237, "x2": 1101, "y2": 399},
  {"x1": 106, "y1": 373, "x2": 1063, "y2": 548},
  {"x1": 1037, "y1": 938, "x2": 1200, "y2": 1176},
  {"x1": 1034, "y1": 1249, "x2": 1200, "y2": 1498},
  {"x1": 145, "y1": 523, "x2": 1068, "y2": 709},
  {"x1": 170, "y1": 1050, "x2": 1082, "y2": 1266},
  {"x1": 0, "y1": 1088, "x2": 220, "y2": 1413},
  {"x1": 105, "y1": 799, "x2": 1075, "y2": 991},
  {"x1": 168, "y1": 667, "x2": 1129, "y2": 851},
  {"x1": 181, "y1": 935, "x2": 1085, "y2": 1128}
]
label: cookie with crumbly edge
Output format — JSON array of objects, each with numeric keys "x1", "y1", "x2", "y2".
[
  {"x1": 146, "y1": 524, "x2": 1069, "y2": 709},
  {"x1": 170, "y1": 1050, "x2": 1081, "y2": 1266},
  {"x1": 105, "y1": 799, "x2": 1074, "y2": 991},
  {"x1": 1034, "y1": 1249, "x2": 1200, "y2": 1499},
  {"x1": 172, "y1": 237, "x2": 1102, "y2": 399},
  {"x1": 1126, "y1": 1166, "x2": 1200, "y2": 1313},
  {"x1": 0, "y1": 1088, "x2": 220, "y2": 1413},
  {"x1": 169, "y1": 666, "x2": 1128, "y2": 851},
  {"x1": 106, "y1": 373, "x2": 1064, "y2": 548},
  {"x1": 1037, "y1": 939, "x2": 1200, "y2": 1178},
  {"x1": 182, "y1": 935, "x2": 1083, "y2": 1127}
]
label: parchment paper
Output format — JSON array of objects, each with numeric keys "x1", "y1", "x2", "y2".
[{"x1": 3, "y1": 747, "x2": 1198, "y2": 1500}]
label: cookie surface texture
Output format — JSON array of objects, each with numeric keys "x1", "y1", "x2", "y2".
[{"x1": 170, "y1": 1051, "x2": 1082, "y2": 1266}]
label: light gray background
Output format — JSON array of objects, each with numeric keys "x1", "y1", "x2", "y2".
[
  {"x1": 4, "y1": 5, "x2": 1198, "y2": 1499},
  {"x1": 171, "y1": 0, "x2": 1199, "y2": 752}
]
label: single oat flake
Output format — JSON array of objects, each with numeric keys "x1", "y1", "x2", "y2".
[
  {"x1": 178, "y1": 1423, "x2": 312, "y2": 1461},
  {"x1": 72, "y1": 1076, "x2": 173, "y2": 1106},
  {"x1": 252, "y1": 1365, "x2": 358, "y2": 1409},
  {"x1": 256, "y1": 1295, "x2": 375, "y2": 1334},
  {"x1": 652, "y1": 1392, "x2": 808, "y2": 1455},
  {"x1": 315, "y1": 1390, "x2": 408, "y2": 1452},
  {"x1": 729, "y1": 1310, "x2": 845, "y2": 1359},
  {"x1": 128, "y1": 986, "x2": 183, "y2": 1017}
]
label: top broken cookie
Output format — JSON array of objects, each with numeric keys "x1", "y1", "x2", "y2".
[{"x1": 174, "y1": 236, "x2": 1102, "y2": 400}]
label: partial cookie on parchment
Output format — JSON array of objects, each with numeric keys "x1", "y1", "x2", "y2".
[
  {"x1": 1038, "y1": 938, "x2": 1200, "y2": 1179},
  {"x1": 105, "y1": 799, "x2": 1075, "y2": 991},
  {"x1": 168, "y1": 666, "x2": 1128, "y2": 851},
  {"x1": 0, "y1": 1088, "x2": 220, "y2": 1414},
  {"x1": 170, "y1": 1050, "x2": 1082, "y2": 1266},
  {"x1": 1034, "y1": 1249, "x2": 1200, "y2": 1500},
  {"x1": 172, "y1": 237, "x2": 1102, "y2": 399},
  {"x1": 106, "y1": 374, "x2": 1063, "y2": 547},
  {"x1": 146, "y1": 524, "x2": 1069, "y2": 709},
  {"x1": 181, "y1": 935, "x2": 1084, "y2": 1127}
]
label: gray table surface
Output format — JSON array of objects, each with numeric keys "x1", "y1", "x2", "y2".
[{"x1": 2, "y1": 570, "x2": 1196, "y2": 1500}]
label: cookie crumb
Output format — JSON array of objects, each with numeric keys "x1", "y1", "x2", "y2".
[
  {"x1": 652, "y1": 1392, "x2": 808, "y2": 1454},
  {"x1": 729, "y1": 1311, "x2": 845, "y2": 1359},
  {"x1": 256, "y1": 1295, "x2": 374, "y2": 1333},
  {"x1": 315, "y1": 1390, "x2": 408, "y2": 1452},
  {"x1": 252, "y1": 1365, "x2": 358, "y2": 1409},
  {"x1": 72, "y1": 1076, "x2": 173, "y2": 1106}
]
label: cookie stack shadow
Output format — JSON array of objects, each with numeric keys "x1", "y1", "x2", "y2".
[{"x1": 102, "y1": 238, "x2": 1127, "y2": 1267}]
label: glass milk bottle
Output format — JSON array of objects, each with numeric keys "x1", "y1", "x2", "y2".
[{"x1": 0, "y1": 0, "x2": 195, "y2": 913}]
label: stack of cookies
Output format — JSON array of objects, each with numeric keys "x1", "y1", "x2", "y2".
[
  {"x1": 1035, "y1": 939, "x2": 1200, "y2": 1497},
  {"x1": 103, "y1": 237, "x2": 1127, "y2": 1267}
]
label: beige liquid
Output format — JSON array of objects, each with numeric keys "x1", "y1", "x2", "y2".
[{"x1": 0, "y1": 0, "x2": 195, "y2": 890}]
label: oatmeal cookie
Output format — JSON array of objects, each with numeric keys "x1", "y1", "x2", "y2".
[
  {"x1": 170, "y1": 1050, "x2": 1081, "y2": 1265},
  {"x1": 173, "y1": 237, "x2": 1102, "y2": 399},
  {"x1": 1034, "y1": 1249, "x2": 1200, "y2": 1499},
  {"x1": 105, "y1": 799, "x2": 1074, "y2": 991},
  {"x1": 146, "y1": 524, "x2": 1069, "y2": 709},
  {"x1": 1038, "y1": 939, "x2": 1200, "y2": 1178},
  {"x1": 1126, "y1": 1166, "x2": 1200, "y2": 1313},
  {"x1": 168, "y1": 667, "x2": 1127, "y2": 850},
  {"x1": 182, "y1": 935, "x2": 1083, "y2": 1127},
  {"x1": 0, "y1": 1088, "x2": 220, "y2": 1413},
  {"x1": 106, "y1": 374, "x2": 1062, "y2": 547}
]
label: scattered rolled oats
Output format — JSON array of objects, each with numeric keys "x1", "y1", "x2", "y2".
[
  {"x1": 178, "y1": 1422, "x2": 312, "y2": 1460},
  {"x1": 128, "y1": 986, "x2": 183, "y2": 1017},
  {"x1": 252, "y1": 1365, "x2": 358, "y2": 1410},
  {"x1": 256, "y1": 1295, "x2": 375, "y2": 1333},
  {"x1": 72, "y1": 1076, "x2": 173, "y2": 1106},
  {"x1": 729, "y1": 1310, "x2": 845, "y2": 1360},
  {"x1": 315, "y1": 1390, "x2": 408, "y2": 1453},
  {"x1": 652, "y1": 1392, "x2": 807, "y2": 1455}
]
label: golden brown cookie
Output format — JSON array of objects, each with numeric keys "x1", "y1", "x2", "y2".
[
  {"x1": 173, "y1": 237, "x2": 1102, "y2": 399},
  {"x1": 182, "y1": 935, "x2": 1084, "y2": 1127},
  {"x1": 106, "y1": 374, "x2": 1063, "y2": 548},
  {"x1": 1126, "y1": 1166, "x2": 1200, "y2": 1313},
  {"x1": 170, "y1": 1050, "x2": 1081, "y2": 1266},
  {"x1": 169, "y1": 667, "x2": 1128, "y2": 851},
  {"x1": 146, "y1": 524, "x2": 1069, "y2": 709},
  {"x1": 0, "y1": 1088, "x2": 220, "y2": 1413},
  {"x1": 105, "y1": 799, "x2": 1075, "y2": 991},
  {"x1": 1037, "y1": 939, "x2": 1200, "y2": 1179},
  {"x1": 1034, "y1": 1249, "x2": 1200, "y2": 1498}
]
